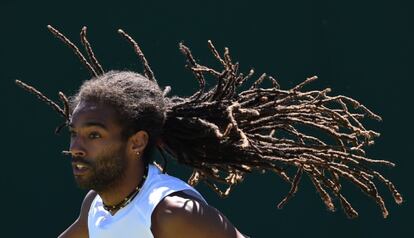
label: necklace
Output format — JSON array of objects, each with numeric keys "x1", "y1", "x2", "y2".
[{"x1": 103, "y1": 165, "x2": 149, "y2": 213}]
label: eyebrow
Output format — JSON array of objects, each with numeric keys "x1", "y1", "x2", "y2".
[{"x1": 69, "y1": 122, "x2": 108, "y2": 130}]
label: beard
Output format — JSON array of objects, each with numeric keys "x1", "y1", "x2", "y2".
[{"x1": 73, "y1": 145, "x2": 128, "y2": 192}]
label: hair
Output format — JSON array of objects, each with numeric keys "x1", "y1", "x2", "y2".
[
  {"x1": 15, "y1": 25, "x2": 403, "y2": 219},
  {"x1": 71, "y1": 70, "x2": 166, "y2": 163}
]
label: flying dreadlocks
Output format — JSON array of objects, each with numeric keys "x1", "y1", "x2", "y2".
[{"x1": 15, "y1": 25, "x2": 403, "y2": 219}]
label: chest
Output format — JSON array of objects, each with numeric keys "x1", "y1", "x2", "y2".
[{"x1": 88, "y1": 204, "x2": 154, "y2": 238}]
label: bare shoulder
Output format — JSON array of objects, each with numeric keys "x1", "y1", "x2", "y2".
[
  {"x1": 58, "y1": 190, "x2": 97, "y2": 238},
  {"x1": 80, "y1": 190, "x2": 98, "y2": 218},
  {"x1": 151, "y1": 191, "x2": 246, "y2": 238}
]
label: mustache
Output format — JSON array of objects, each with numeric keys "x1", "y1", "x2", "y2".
[{"x1": 62, "y1": 150, "x2": 92, "y2": 165}]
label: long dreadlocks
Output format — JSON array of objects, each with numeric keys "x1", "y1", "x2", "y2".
[{"x1": 15, "y1": 25, "x2": 403, "y2": 219}]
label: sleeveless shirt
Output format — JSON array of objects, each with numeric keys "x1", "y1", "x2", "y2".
[{"x1": 87, "y1": 164, "x2": 206, "y2": 238}]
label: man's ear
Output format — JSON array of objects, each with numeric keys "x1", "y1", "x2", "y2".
[{"x1": 129, "y1": 130, "x2": 149, "y2": 154}]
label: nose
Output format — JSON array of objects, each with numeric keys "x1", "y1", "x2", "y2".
[{"x1": 69, "y1": 138, "x2": 87, "y2": 158}]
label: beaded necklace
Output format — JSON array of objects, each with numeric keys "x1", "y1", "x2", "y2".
[{"x1": 103, "y1": 165, "x2": 149, "y2": 213}]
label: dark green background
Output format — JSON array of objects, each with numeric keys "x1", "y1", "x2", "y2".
[{"x1": 1, "y1": 0, "x2": 412, "y2": 237}]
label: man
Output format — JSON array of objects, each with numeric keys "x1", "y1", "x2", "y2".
[
  {"x1": 57, "y1": 71, "x2": 246, "y2": 237},
  {"x1": 16, "y1": 25, "x2": 402, "y2": 237}
]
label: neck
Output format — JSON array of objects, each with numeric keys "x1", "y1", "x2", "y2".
[{"x1": 98, "y1": 162, "x2": 146, "y2": 208}]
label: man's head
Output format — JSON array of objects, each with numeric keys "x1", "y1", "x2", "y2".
[{"x1": 68, "y1": 70, "x2": 166, "y2": 191}]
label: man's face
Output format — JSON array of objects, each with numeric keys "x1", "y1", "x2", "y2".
[{"x1": 68, "y1": 100, "x2": 128, "y2": 192}]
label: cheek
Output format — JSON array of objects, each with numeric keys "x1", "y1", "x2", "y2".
[{"x1": 92, "y1": 140, "x2": 127, "y2": 158}]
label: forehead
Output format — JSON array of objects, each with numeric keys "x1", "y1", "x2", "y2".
[{"x1": 70, "y1": 100, "x2": 120, "y2": 128}]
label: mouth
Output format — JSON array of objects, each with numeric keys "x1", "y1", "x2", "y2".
[{"x1": 71, "y1": 162, "x2": 90, "y2": 175}]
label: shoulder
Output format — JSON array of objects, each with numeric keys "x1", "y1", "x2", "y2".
[
  {"x1": 58, "y1": 190, "x2": 97, "y2": 238},
  {"x1": 144, "y1": 166, "x2": 206, "y2": 206},
  {"x1": 151, "y1": 191, "x2": 246, "y2": 238},
  {"x1": 76, "y1": 190, "x2": 97, "y2": 227},
  {"x1": 80, "y1": 190, "x2": 97, "y2": 217}
]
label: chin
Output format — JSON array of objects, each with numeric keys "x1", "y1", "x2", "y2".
[{"x1": 74, "y1": 176, "x2": 94, "y2": 190}]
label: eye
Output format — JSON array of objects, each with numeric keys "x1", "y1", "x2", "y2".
[{"x1": 88, "y1": 132, "x2": 102, "y2": 139}]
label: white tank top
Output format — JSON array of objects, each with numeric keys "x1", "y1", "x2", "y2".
[{"x1": 87, "y1": 164, "x2": 206, "y2": 238}]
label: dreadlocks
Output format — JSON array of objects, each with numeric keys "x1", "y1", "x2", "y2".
[{"x1": 16, "y1": 26, "x2": 403, "y2": 219}]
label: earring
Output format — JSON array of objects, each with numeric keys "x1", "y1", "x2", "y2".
[{"x1": 136, "y1": 151, "x2": 141, "y2": 159}]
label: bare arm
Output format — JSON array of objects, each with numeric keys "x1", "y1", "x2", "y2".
[
  {"x1": 58, "y1": 190, "x2": 96, "y2": 238},
  {"x1": 151, "y1": 191, "x2": 246, "y2": 238}
]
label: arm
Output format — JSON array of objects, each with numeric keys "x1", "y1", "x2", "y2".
[
  {"x1": 58, "y1": 190, "x2": 97, "y2": 238},
  {"x1": 151, "y1": 191, "x2": 246, "y2": 238}
]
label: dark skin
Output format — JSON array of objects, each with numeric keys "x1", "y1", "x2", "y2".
[{"x1": 58, "y1": 100, "x2": 245, "y2": 238}]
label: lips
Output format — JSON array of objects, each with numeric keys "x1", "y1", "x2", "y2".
[{"x1": 72, "y1": 162, "x2": 91, "y2": 175}]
